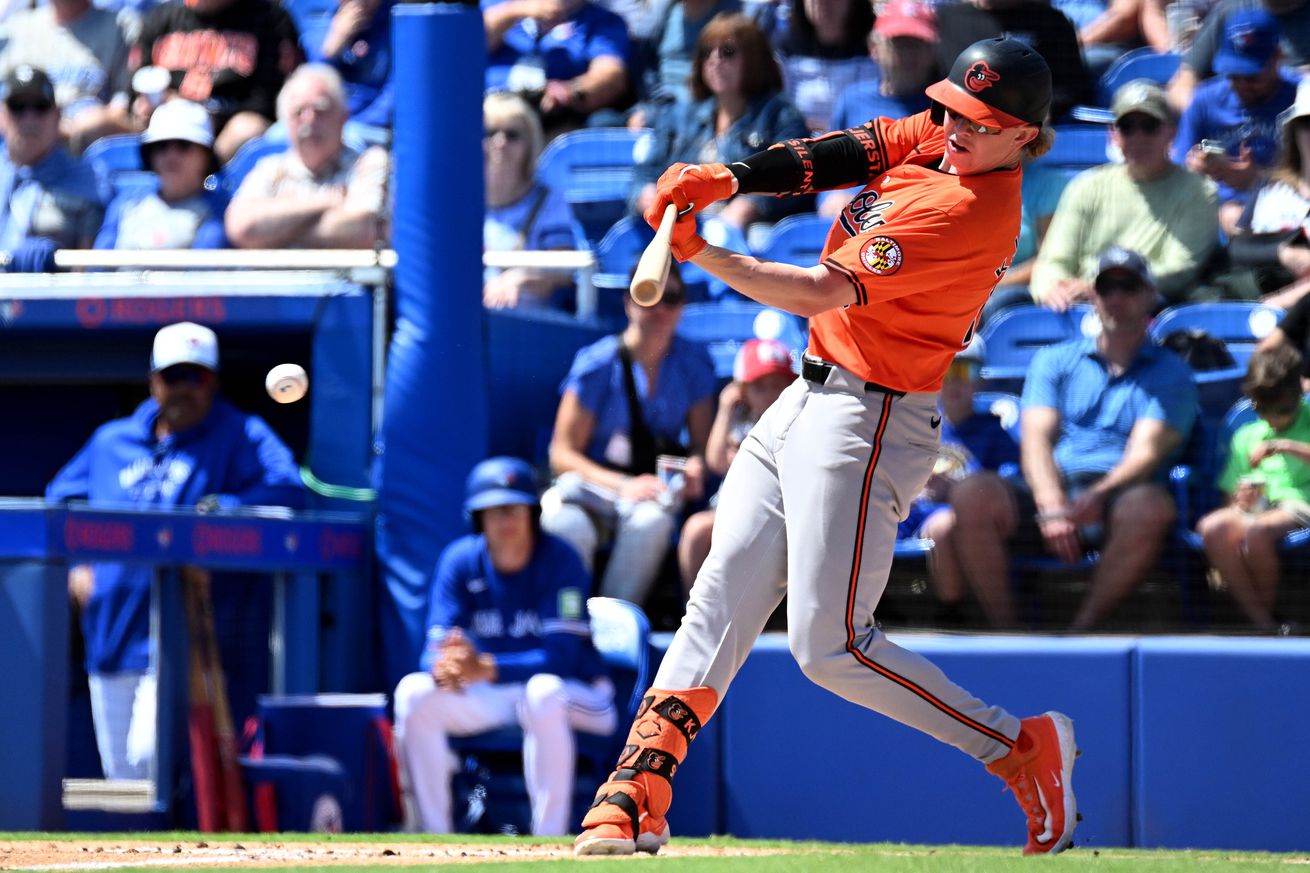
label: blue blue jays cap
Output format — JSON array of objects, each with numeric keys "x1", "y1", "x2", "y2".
[
  {"x1": 1214, "y1": 8, "x2": 1280, "y2": 76},
  {"x1": 463, "y1": 456, "x2": 540, "y2": 515}
]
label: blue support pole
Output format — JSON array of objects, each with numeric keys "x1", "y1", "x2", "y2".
[{"x1": 376, "y1": 3, "x2": 488, "y2": 688}]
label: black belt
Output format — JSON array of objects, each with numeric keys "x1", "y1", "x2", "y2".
[{"x1": 801, "y1": 357, "x2": 906, "y2": 397}]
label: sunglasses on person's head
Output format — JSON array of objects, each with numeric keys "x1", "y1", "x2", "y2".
[
  {"x1": 484, "y1": 127, "x2": 525, "y2": 142},
  {"x1": 1115, "y1": 116, "x2": 1162, "y2": 136},
  {"x1": 945, "y1": 358, "x2": 980, "y2": 382},
  {"x1": 701, "y1": 43, "x2": 738, "y2": 60},
  {"x1": 6, "y1": 99, "x2": 54, "y2": 116},
  {"x1": 943, "y1": 108, "x2": 1000, "y2": 137},
  {"x1": 158, "y1": 364, "x2": 213, "y2": 386}
]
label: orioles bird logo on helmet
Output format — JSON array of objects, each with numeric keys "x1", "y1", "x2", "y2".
[{"x1": 964, "y1": 61, "x2": 1000, "y2": 92}]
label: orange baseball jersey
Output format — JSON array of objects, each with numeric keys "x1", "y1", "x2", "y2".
[{"x1": 809, "y1": 111, "x2": 1022, "y2": 392}]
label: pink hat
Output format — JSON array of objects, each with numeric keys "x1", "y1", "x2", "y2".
[
  {"x1": 875, "y1": 0, "x2": 938, "y2": 42},
  {"x1": 733, "y1": 338, "x2": 795, "y2": 384}
]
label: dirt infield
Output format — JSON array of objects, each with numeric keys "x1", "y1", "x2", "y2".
[{"x1": 0, "y1": 839, "x2": 791, "y2": 870}]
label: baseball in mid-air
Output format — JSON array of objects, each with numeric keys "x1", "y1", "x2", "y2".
[{"x1": 265, "y1": 363, "x2": 308, "y2": 404}]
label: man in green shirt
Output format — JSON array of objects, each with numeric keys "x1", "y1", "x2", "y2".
[
  {"x1": 1197, "y1": 344, "x2": 1310, "y2": 631},
  {"x1": 1031, "y1": 80, "x2": 1219, "y2": 310}
]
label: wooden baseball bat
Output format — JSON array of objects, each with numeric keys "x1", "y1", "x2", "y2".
[
  {"x1": 629, "y1": 203, "x2": 677, "y2": 307},
  {"x1": 183, "y1": 567, "x2": 251, "y2": 832},
  {"x1": 182, "y1": 572, "x2": 223, "y2": 832}
]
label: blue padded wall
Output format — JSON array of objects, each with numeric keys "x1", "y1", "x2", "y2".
[
  {"x1": 1133, "y1": 637, "x2": 1310, "y2": 851},
  {"x1": 375, "y1": 3, "x2": 488, "y2": 688},
  {"x1": 715, "y1": 634, "x2": 1133, "y2": 848}
]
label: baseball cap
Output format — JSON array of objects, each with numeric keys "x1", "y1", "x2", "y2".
[
  {"x1": 733, "y1": 338, "x2": 795, "y2": 384},
  {"x1": 1094, "y1": 246, "x2": 1155, "y2": 290},
  {"x1": 1214, "y1": 8, "x2": 1280, "y2": 76},
  {"x1": 141, "y1": 99, "x2": 215, "y2": 148},
  {"x1": 875, "y1": 0, "x2": 938, "y2": 43},
  {"x1": 1111, "y1": 79, "x2": 1172, "y2": 124},
  {"x1": 151, "y1": 322, "x2": 219, "y2": 372},
  {"x1": 2, "y1": 65, "x2": 55, "y2": 107},
  {"x1": 463, "y1": 457, "x2": 540, "y2": 514}
]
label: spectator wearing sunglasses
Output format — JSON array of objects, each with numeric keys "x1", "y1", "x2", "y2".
[
  {"x1": 0, "y1": 65, "x2": 102, "y2": 273},
  {"x1": 540, "y1": 267, "x2": 716, "y2": 613},
  {"x1": 1173, "y1": 9, "x2": 1299, "y2": 234},
  {"x1": 482, "y1": 91, "x2": 578, "y2": 310},
  {"x1": 94, "y1": 99, "x2": 228, "y2": 252},
  {"x1": 1196, "y1": 343, "x2": 1310, "y2": 632},
  {"x1": 941, "y1": 248, "x2": 1196, "y2": 630},
  {"x1": 1031, "y1": 80, "x2": 1219, "y2": 311},
  {"x1": 631, "y1": 13, "x2": 809, "y2": 229},
  {"x1": 45, "y1": 322, "x2": 305, "y2": 780}
]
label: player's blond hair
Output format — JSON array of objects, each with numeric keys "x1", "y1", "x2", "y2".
[{"x1": 1023, "y1": 122, "x2": 1055, "y2": 160}]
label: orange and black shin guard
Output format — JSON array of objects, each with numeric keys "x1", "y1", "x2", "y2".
[{"x1": 582, "y1": 686, "x2": 719, "y2": 834}]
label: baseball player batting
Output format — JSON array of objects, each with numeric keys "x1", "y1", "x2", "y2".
[{"x1": 575, "y1": 37, "x2": 1078, "y2": 857}]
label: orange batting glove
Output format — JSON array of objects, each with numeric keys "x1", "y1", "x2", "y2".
[{"x1": 646, "y1": 162, "x2": 736, "y2": 224}]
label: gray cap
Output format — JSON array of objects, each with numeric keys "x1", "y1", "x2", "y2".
[
  {"x1": 1095, "y1": 246, "x2": 1155, "y2": 289},
  {"x1": 1111, "y1": 79, "x2": 1172, "y2": 125}
]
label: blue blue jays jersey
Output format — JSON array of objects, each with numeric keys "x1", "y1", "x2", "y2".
[{"x1": 420, "y1": 531, "x2": 606, "y2": 684}]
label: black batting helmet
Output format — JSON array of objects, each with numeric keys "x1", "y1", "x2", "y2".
[{"x1": 924, "y1": 36, "x2": 1052, "y2": 128}]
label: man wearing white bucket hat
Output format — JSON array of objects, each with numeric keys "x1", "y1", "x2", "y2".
[{"x1": 94, "y1": 99, "x2": 228, "y2": 251}]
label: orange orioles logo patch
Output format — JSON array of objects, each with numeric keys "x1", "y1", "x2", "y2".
[
  {"x1": 964, "y1": 61, "x2": 1000, "y2": 93},
  {"x1": 860, "y1": 237, "x2": 903, "y2": 276}
]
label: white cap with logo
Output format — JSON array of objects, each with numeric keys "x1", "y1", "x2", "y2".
[{"x1": 151, "y1": 322, "x2": 219, "y2": 372}]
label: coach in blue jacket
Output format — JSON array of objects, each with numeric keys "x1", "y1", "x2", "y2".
[{"x1": 46, "y1": 321, "x2": 305, "y2": 780}]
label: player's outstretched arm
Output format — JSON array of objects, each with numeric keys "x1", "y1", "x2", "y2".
[{"x1": 688, "y1": 244, "x2": 855, "y2": 318}]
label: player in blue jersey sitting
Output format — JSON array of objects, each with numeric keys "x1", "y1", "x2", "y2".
[{"x1": 392, "y1": 457, "x2": 618, "y2": 835}]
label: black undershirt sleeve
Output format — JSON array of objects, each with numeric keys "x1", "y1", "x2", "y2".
[{"x1": 727, "y1": 124, "x2": 893, "y2": 198}]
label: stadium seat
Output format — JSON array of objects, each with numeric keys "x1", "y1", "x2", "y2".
[
  {"x1": 978, "y1": 304, "x2": 1080, "y2": 393},
  {"x1": 1150, "y1": 301, "x2": 1284, "y2": 371},
  {"x1": 1033, "y1": 124, "x2": 1112, "y2": 176},
  {"x1": 83, "y1": 134, "x2": 144, "y2": 203},
  {"x1": 755, "y1": 212, "x2": 831, "y2": 268},
  {"x1": 218, "y1": 135, "x2": 288, "y2": 200},
  {"x1": 535, "y1": 128, "x2": 649, "y2": 246},
  {"x1": 447, "y1": 597, "x2": 651, "y2": 834},
  {"x1": 677, "y1": 300, "x2": 807, "y2": 379},
  {"x1": 1097, "y1": 49, "x2": 1183, "y2": 108}
]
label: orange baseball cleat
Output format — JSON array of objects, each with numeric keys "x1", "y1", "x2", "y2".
[{"x1": 986, "y1": 711, "x2": 1079, "y2": 854}]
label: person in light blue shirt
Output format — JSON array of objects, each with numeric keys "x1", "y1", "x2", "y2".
[
  {"x1": 392, "y1": 457, "x2": 617, "y2": 835},
  {"x1": 939, "y1": 247, "x2": 1197, "y2": 630},
  {"x1": 541, "y1": 268, "x2": 716, "y2": 609},
  {"x1": 0, "y1": 65, "x2": 102, "y2": 272}
]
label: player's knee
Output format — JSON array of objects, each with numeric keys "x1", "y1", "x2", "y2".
[
  {"x1": 787, "y1": 631, "x2": 841, "y2": 689},
  {"x1": 393, "y1": 672, "x2": 450, "y2": 730},
  {"x1": 520, "y1": 673, "x2": 567, "y2": 723}
]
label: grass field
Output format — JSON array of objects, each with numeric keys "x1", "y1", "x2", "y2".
[{"x1": 1, "y1": 833, "x2": 1307, "y2": 872}]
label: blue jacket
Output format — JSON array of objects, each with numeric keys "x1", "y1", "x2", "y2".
[
  {"x1": 307, "y1": 0, "x2": 395, "y2": 127},
  {"x1": 631, "y1": 91, "x2": 812, "y2": 220},
  {"x1": 46, "y1": 397, "x2": 305, "y2": 673},
  {"x1": 421, "y1": 531, "x2": 606, "y2": 684}
]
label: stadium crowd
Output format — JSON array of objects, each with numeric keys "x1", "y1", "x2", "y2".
[{"x1": 12, "y1": 0, "x2": 1310, "y2": 839}]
